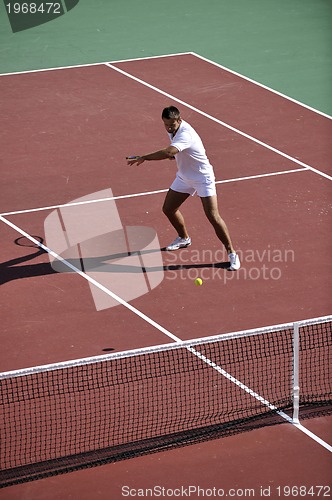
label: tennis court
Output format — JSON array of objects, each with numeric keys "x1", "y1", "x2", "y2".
[
  {"x1": 1, "y1": 0, "x2": 332, "y2": 495},
  {"x1": 0, "y1": 50, "x2": 331, "y2": 498}
]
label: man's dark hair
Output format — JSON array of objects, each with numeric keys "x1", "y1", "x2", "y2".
[{"x1": 162, "y1": 106, "x2": 181, "y2": 120}]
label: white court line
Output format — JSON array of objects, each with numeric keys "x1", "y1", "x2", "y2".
[
  {"x1": 106, "y1": 62, "x2": 332, "y2": 182},
  {"x1": 1, "y1": 213, "x2": 331, "y2": 452},
  {"x1": 186, "y1": 346, "x2": 332, "y2": 453},
  {"x1": 216, "y1": 167, "x2": 309, "y2": 184},
  {"x1": 0, "y1": 215, "x2": 180, "y2": 343},
  {"x1": 191, "y1": 52, "x2": 332, "y2": 120},
  {"x1": 0, "y1": 52, "x2": 192, "y2": 77},
  {"x1": 0, "y1": 168, "x2": 308, "y2": 217},
  {"x1": 1, "y1": 51, "x2": 330, "y2": 120},
  {"x1": 0, "y1": 60, "x2": 104, "y2": 77}
]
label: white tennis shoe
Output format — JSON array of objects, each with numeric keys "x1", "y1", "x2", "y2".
[
  {"x1": 228, "y1": 253, "x2": 241, "y2": 271},
  {"x1": 166, "y1": 236, "x2": 192, "y2": 251}
]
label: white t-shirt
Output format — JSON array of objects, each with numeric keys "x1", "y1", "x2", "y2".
[{"x1": 168, "y1": 120, "x2": 215, "y2": 182}]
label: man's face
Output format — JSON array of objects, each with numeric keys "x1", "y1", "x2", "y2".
[{"x1": 162, "y1": 117, "x2": 181, "y2": 135}]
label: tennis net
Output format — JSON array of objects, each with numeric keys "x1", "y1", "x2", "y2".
[{"x1": 0, "y1": 315, "x2": 331, "y2": 487}]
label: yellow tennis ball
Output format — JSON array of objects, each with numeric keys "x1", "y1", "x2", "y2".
[{"x1": 194, "y1": 278, "x2": 203, "y2": 286}]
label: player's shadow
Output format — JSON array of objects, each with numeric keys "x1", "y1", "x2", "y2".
[
  {"x1": 159, "y1": 247, "x2": 230, "y2": 272},
  {"x1": 49, "y1": 247, "x2": 231, "y2": 274},
  {"x1": 164, "y1": 261, "x2": 230, "y2": 271},
  {"x1": 0, "y1": 246, "x2": 57, "y2": 285},
  {"x1": 0, "y1": 242, "x2": 230, "y2": 285}
]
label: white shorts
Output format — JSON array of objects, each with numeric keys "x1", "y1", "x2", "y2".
[{"x1": 170, "y1": 174, "x2": 216, "y2": 198}]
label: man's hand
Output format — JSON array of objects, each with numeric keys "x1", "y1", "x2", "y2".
[{"x1": 126, "y1": 156, "x2": 145, "y2": 166}]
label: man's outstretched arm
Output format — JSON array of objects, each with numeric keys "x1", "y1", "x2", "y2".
[{"x1": 127, "y1": 146, "x2": 178, "y2": 166}]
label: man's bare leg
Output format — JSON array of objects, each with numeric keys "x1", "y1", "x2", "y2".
[
  {"x1": 162, "y1": 189, "x2": 191, "y2": 238},
  {"x1": 200, "y1": 195, "x2": 235, "y2": 254}
]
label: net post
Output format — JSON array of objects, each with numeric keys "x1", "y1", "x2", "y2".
[{"x1": 292, "y1": 322, "x2": 300, "y2": 424}]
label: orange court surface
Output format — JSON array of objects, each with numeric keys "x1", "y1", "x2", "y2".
[{"x1": 1, "y1": 53, "x2": 331, "y2": 499}]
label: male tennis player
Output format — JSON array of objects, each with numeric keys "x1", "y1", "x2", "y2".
[{"x1": 127, "y1": 106, "x2": 240, "y2": 271}]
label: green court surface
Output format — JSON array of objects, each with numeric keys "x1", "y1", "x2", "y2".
[{"x1": 0, "y1": 0, "x2": 331, "y2": 115}]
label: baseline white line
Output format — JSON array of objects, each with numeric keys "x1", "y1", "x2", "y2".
[
  {"x1": 1, "y1": 50, "x2": 330, "y2": 121},
  {"x1": 0, "y1": 168, "x2": 309, "y2": 217},
  {"x1": 108, "y1": 52, "x2": 192, "y2": 65},
  {"x1": 106, "y1": 63, "x2": 332, "y2": 182},
  {"x1": 191, "y1": 52, "x2": 332, "y2": 120},
  {"x1": 0, "y1": 61, "x2": 105, "y2": 77},
  {"x1": 0, "y1": 52, "x2": 192, "y2": 77},
  {"x1": 1, "y1": 214, "x2": 330, "y2": 451}
]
